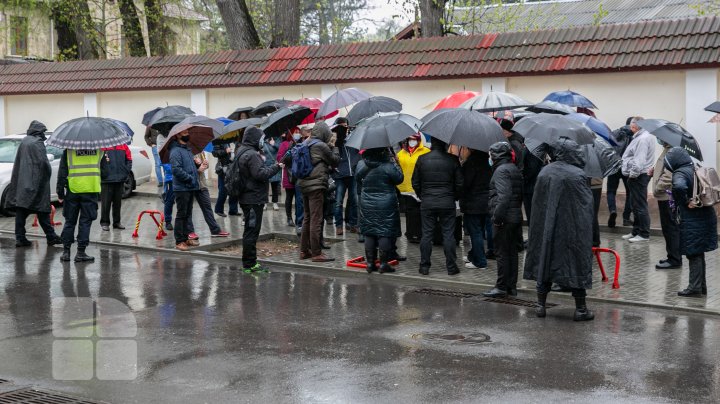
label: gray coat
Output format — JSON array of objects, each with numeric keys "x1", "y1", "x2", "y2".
[{"x1": 5, "y1": 121, "x2": 52, "y2": 213}]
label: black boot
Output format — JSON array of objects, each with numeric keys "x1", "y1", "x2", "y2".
[
  {"x1": 573, "y1": 297, "x2": 595, "y2": 321},
  {"x1": 15, "y1": 238, "x2": 32, "y2": 247},
  {"x1": 378, "y1": 250, "x2": 395, "y2": 274},
  {"x1": 47, "y1": 235, "x2": 64, "y2": 246},
  {"x1": 536, "y1": 293, "x2": 547, "y2": 318},
  {"x1": 365, "y1": 249, "x2": 378, "y2": 274},
  {"x1": 74, "y1": 247, "x2": 95, "y2": 263},
  {"x1": 60, "y1": 246, "x2": 72, "y2": 262}
]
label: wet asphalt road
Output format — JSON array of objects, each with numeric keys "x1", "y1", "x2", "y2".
[{"x1": 0, "y1": 237, "x2": 719, "y2": 403}]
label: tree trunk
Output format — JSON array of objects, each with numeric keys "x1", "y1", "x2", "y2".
[
  {"x1": 216, "y1": 0, "x2": 261, "y2": 49},
  {"x1": 317, "y1": 1, "x2": 329, "y2": 45},
  {"x1": 118, "y1": 0, "x2": 147, "y2": 57},
  {"x1": 270, "y1": 0, "x2": 301, "y2": 47},
  {"x1": 145, "y1": 0, "x2": 170, "y2": 56},
  {"x1": 51, "y1": 0, "x2": 100, "y2": 60},
  {"x1": 419, "y1": 0, "x2": 445, "y2": 37}
]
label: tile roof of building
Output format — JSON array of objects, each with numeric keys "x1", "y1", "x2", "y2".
[{"x1": 0, "y1": 15, "x2": 718, "y2": 95}]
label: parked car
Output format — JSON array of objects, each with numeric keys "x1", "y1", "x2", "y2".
[{"x1": 0, "y1": 134, "x2": 152, "y2": 216}]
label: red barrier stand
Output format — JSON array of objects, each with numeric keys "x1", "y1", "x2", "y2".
[
  {"x1": 32, "y1": 205, "x2": 61, "y2": 227},
  {"x1": 132, "y1": 210, "x2": 167, "y2": 240},
  {"x1": 592, "y1": 247, "x2": 620, "y2": 289},
  {"x1": 346, "y1": 256, "x2": 399, "y2": 269}
]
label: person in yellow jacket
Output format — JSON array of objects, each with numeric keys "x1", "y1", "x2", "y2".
[
  {"x1": 396, "y1": 133, "x2": 430, "y2": 243},
  {"x1": 56, "y1": 148, "x2": 102, "y2": 262}
]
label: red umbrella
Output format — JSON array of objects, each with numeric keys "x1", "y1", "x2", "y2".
[
  {"x1": 290, "y1": 98, "x2": 338, "y2": 125},
  {"x1": 431, "y1": 91, "x2": 481, "y2": 110}
]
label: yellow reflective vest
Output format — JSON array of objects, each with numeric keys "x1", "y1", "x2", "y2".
[{"x1": 67, "y1": 149, "x2": 102, "y2": 194}]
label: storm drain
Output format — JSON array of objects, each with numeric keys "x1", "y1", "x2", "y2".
[
  {"x1": 412, "y1": 332, "x2": 491, "y2": 345},
  {"x1": 0, "y1": 389, "x2": 104, "y2": 404},
  {"x1": 411, "y1": 288, "x2": 480, "y2": 299},
  {"x1": 482, "y1": 296, "x2": 558, "y2": 308}
]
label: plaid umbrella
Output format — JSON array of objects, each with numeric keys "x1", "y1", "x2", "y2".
[{"x1": 47, "y1": 117, "x2": 130, "y2": 150}]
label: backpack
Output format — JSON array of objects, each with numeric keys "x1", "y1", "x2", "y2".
[
  {"x1": 224, "y1": 148, "x2": 252, "y2": 199},
  {"x1": 690, "y1": 165, "x2": 720, "y2": 208},
  {"x1": 290, "y1": 139, "x2": 319, "y2": 180}
]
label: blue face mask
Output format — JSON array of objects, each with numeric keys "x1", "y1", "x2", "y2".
[
  {"x1": 293, "y1": 133, "x2": 301, "y2": 141},
  {"x1": 488, "y1": 157, "x2": 493, "y2": 166}
]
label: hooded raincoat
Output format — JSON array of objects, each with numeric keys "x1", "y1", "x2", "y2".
[
  {"x1": 5, "y1": 121, "x2": 52, "y2": 213},
  {"x1": 236, "y1": 127, "x2": 282, "y2": 205},
  {"x1": 523, "y1": 138, "x2": 594, "y2": 290}
]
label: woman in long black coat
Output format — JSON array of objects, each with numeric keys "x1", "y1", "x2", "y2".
[
  {"x1": 356, "y1": 148, "x2": 403, "y2": 273},
  {"x1": 664, "y1": 147, "x2": 718, "y2": 297}
]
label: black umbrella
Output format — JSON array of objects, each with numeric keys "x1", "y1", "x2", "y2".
[
  {"x1": 346, "y1": 96, "x2": 403, "y2": 126},
  {"x1": 228, "y1": 106, "x2": 254, "y2": 121},
  {"x1": 637, "y1": 119, "x2": 703, "y2": 161},
  {"x1": 252, "y1": 99, "x2": 290, "y2": 116},
  {"x1": 142, "y1": 107, "x2": 162, "y2": 126},
  {"x1": 260, "y1": 105, "x2": 313, "y2": 138},
  {"x1": 704, "y1": 101, "x2": 720, "y2": 113},
  {"x1": 526, "y1": 100, "x2": 575, "y2": 115},
  {"x1": 174, "y1": 115, "x2": 225, "y2": 137},
  {"x1": 345, "y1": 113, "x2": 422, "y2": 150},
  {"x1": 148, "y1": 105, "x2": 195, "y2": 135},
  {"x1": 460, "y1": 91, "x2": 533, "y2": 113},
  {"x1": 582, "y1": 136, "x2": 621, "y2": 178},
  {"x1": 512, "y1": 113, "x2": 596, "y2": 146},
  {"x1": 317, "y1": 88, "x2": 374, "y2": 118},
  {"x1": 47, "y1": 117, "x2": 130, "y2": 150},
  {"x1": 218, "y1": 117, "x2": 265, "y2": 141},
  {"x1": 420, "y1": 108, "x2": 504, "y2": 152}
]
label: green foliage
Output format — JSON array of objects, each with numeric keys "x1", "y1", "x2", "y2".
[
  {"x1": 692, "y1": 0, "x2": 720, "y2": 16},
  {"x1": 592, "y1": 2, "x2": 608, "y2": 25}
]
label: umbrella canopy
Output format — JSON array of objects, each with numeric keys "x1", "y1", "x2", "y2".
[
  {"x1": 564, "y1": 113, "x2": 616, "y2": 146},
  {"x1": 174, "y1": 115, "x2": 225, "y2": 136},
  {"x1": 142, "y1": 107, "x2": 162, "y2": 126},
  {"x1": 582, "y1": 136, "x2": 622, "y2": 178},
  {"x1": 317, "y1": 87, "x2": 373, "y2": 118},
  {"x1": 46, "y1": 117, "x2": 130, "y2": 150},
  {"x1": 526, "y1": 100, "x2": 575, "y2": 115},
  {"x1": 420, "y1": 108, "x2": 504, "y2": 152},
  {"x1": 346, "y1": 96, "x2": 403, "y2": 126},
  {"x1": 252, "y1": 99, "x2": 290, "y2": 116},
  {"x1": 109, "y1": 119, "x2": 134, "y2": 137},
  {"x1": 709, "y1": 113, "x2": 720, "y2": 123},
  {"x1": 511, "y1": 110, "x2": 537, "y2": 122},
  {"x1": 430, "y1": 91, "x2": 481, "y2": 110},
  {"x1": 218, "y1": 117, "x2": 265, "y2": 141},
  {"x1": 512, "y1": 113, "x2": 596, "y2": 147},
  {"x1": 637, "y1": 119, "x2": 703, "y2": 161},
  {"x1": 261, "y1": 105, "x2": 313, "y2": 138},
  {"x1": 228, "y1": 107, "x2": 254, "y2": 121},
  {"x1": 157, "y1": 123, "x2": 215, "y2": 163},
  {"x1": 345, "y1": 113, "x2": 421, "y2": 150},
  {"x1": 459, "y1": 91, "x2": 533, "y2": 113},
  {"x1": 704, "y1": 101, "x2": 720, "y2": 113},
  {"x1": 543, "y1": 90, "x2": 598, "y2": 109},
  {"x1": 290, "y1": 98, "x2": 337, "y2": 125},
  {"x1": 148, "y1": 105, "x2": 195, "y2": 135}
]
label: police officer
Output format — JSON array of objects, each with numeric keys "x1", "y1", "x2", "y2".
[{"x1": 57, "y1": 147, "x2": 102, "y2": 262}]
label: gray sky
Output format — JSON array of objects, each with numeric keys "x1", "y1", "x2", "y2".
[{"x1": 359, "y1": 0, "x2": 413, "y2": 34}]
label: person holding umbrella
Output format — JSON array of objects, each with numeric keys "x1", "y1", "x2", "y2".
[
  {"x1": 621, "y1": 117, "x2": 655, "y2": 243},
  {"x1": 169, "y1": 130, "x2": 201, "y2": 251},
  {"x1": 652, "y1": 140, "x2": 682, "y2": 269},
  {"x1": 332, "y1": 117, "x2": 360, "y2": 236}
]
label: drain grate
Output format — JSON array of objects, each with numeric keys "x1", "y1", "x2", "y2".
[
  {"x1": 411, "y1": 288, "x2": 480, "y2": 299},
  {"x1": 412, "y1": 332, "x2": 491, "y2": 345},
  {"x1": 0, "y1": 389, "x2": 103, "y2": 404},
  {"x1": 482, "y1": 296, "x2": 558, "y2": 308}
]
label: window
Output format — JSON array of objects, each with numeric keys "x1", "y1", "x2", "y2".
[{"x1": 10, "y1": 16, "x2": 28, "y2": 56}]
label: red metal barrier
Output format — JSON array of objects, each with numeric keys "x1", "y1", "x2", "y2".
[
  {"x1": 593, "y1": 247, "x2": 620, "y2": 289},
  {"x1": 132, "y1": 210, "x2": 167, "y2": 240},
  {"x1": 32, "y1": 205, "x2": 61, "y2": 227},
  {"x1": 346, "y1": 256, "x2": 399, "y2": 269}
]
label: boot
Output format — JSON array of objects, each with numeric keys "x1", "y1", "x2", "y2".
[
  {"x1": 60, "y1": 246, "x2": 72, "y2": 262},
  {"x1": 378, "y1": 250, "x2": 395, "y2": 274},
  {"x1": 535, "y1": 293, "x2": 547, "y2": 318},
  {"x1": 365, "y1": 249, "x2": 378, "y2": 273},
  {"x1": 74, "y1": 247, "x2": 95, "y2": 263},
  {"x1": 573, "y1": 297, "x2": 595, "y2": 322}
]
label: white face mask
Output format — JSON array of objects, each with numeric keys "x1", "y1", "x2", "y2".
[
  {"x1": 408, "y1": 140, "x2": 418, "y2": 148},
  {"x1": 292, "y1": 133, "x2": 301, "y2": 141}
]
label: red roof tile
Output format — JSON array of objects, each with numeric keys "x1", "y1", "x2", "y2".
[{"x1": 1, "y1": 15, "x2": 719, "y2": 95}]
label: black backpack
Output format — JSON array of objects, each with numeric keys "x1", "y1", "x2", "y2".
[{"x1": 224, "y1": 148, "x2": 251, "y2": 199}]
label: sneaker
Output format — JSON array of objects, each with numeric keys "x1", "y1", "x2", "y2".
[
  {"x1": 628, "y1": 235, "x2": 649, "y2": 243},
  {"x1": 263, "y1": 205, "x2": 267, "y2": 211},
  {"x1": 216, "y1": 212, "x2": 227, "y2": 217},
  {"x1": 244, "y1": 263, "x2": 270, "y2": 273},
  {"x1": 165, "y1": 222, "x2": 173, "y2": 231},
  {"x1": 273, "y1": 203, "x2": 279, "y2": 211},
  {"x1": 176, "y1": 242, "x2": 190, "y2": 251},
  {"x1": 186, "y1": 239, "x2": 200, "y2": 247},
  {"x1": 336, "y1": 227, "x2": 344, "y2": 236},
  {"x1": 113, "y1": 224, "x2": 126, "y2": 230},
  {"x1": 188, "y1": 232, "x2": 199, "y2": 240},
  {"x1": 211, "y1": 231, "x2": 230, "y2": 237},
  {"x1": 101, "y1": 225, "x2": 110, "y2": 231},
  {"x1": 465, "y1": 262, "x2": 486, "y2": 269},
  {"x1": 463, "y1": 256, "x2": 470, "y2": 263},
  {"x1": 287, "y1": 218, "x2": 295, "y2": 227},
  {"x1": 621, "y1": 233, "x2": 635, "y2": 240}
]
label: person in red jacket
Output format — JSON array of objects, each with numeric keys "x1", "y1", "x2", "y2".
[{"x1": 100, "y1": 144, "x2": 132, "y2": 231}]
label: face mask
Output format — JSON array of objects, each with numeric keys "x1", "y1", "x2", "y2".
[
  {"x1": 408, "y1": 140, "x2": 418, "y2": 148},
  {"x1": 259, "y1": 137, "x2": 265, "y2": 148},
  {"x1": 488, "y1": 157, "x2": 494, "y2": 166},
  {"x1": 180, "y1": 135, "x2": 190, "y2": 143},
  {"x1": 293, "y1": 133, "x2": 301, "y2": 141}
]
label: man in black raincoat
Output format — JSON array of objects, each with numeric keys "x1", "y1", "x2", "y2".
[
  {"x1": 6, "y1": 121, "x2": 63, "y2": 247},
  {"x1": 523, "y1": 138, "x2": 595, "y2": 321}
]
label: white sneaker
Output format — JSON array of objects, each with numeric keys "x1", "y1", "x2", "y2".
[
  {"x1": 263, "y1": 205, "x2": 267, "y2": 211},
  {"x1": 273, "y1": 203, "x2": 279, "y2": 211},
  {"x1": 463, "y1": 256, "x2": 470, "y2": 263},
  {"x1": 629, "y1": 235, "x2": 649, "y2": 243},
  {"x1": 621, "y1": 233, "x2": 634, "y2": 240},
  {"x1": 465, "y1": 262, "x2": 487, "y2": 269}
]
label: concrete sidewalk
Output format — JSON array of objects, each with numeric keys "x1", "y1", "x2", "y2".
[{"x1": 3, "y1": 194, "x2": 719, "y2": 314}]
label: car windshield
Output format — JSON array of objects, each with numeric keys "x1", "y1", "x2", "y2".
[{"x1": 0, "y1": 139, "x2": 20, "y2": 163}]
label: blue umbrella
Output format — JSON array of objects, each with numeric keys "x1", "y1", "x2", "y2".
[
  {"x1": 543, "y1": 90, "x2": 597, "y2": 109},
  {"x1": 565, "y1": 113, "x2": 616, "y2": 146}
]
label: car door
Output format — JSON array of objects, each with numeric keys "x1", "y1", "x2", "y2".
[{"x1": 46, "y1": 144, "x2": 63, "y2": 201}]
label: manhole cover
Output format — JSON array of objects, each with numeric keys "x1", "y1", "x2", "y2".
[
  {"x1": 411, "y1": 288, "x2": 480, "y2": 299},
  {"x1": 411, "y1": 332, "x2": 491, "y2": 345},
  {"x1": 0, "y1": 388, "x2": 103, "y2": 404}
]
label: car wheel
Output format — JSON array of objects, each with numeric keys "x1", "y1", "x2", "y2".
[
  {"x1": 0, "y1": 188, "x2": 15, "y2": 217},
  {"x1": 122, "y1": 173, "x2": 135, "y2": 199}
]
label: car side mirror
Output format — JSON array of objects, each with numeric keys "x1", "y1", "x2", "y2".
[{"x1": 47, "y1": 154, "x2": 55, "y2": 162}]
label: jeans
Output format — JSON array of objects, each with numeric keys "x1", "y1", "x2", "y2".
[
  {"x1": 628, "y1": 174, "x2": 651, "y2": 238},
  {"x1": 463, "y1": 213, "x2": 487, "y2": 268},
  {"x1": 163, "y1": 182, "x2": 175, "y2": 224},
  {"x1": 687, "y1": 254, "x2": 707, "y2": 292},
  {"x1": 100, "y1": 182, "x2": 124, "y2": 226},
  {"x1": 61, "y1": 192, "x2": 98, "y2": 248},
  {"x1": 658, "y1": 200, "x2": 682, "y2": 265},
  {"x1": 240, "y1": 204, "x2": 264, "y2": 268},
  {"x1": 295, "y1": 187, "x2": 304, "y2": 227},
  {"x1": 174, "y1": 191, "x2": 193, "y2": 244},
  {"x1": 591, "y1": 187, "x2": 602, "y2": 246},
  {"x1": 484, "y1": 215, "x2": 494, "y2": 253},
  {"x1": 152, "y1": 146, "x2": 162, "y2": 185},
  {"x1": 494, "y1": 222, "x2": 521, "y2": 291},
  {"x1": 15, "y1": 207, "x2": 58, "y2": 241},
  {"x1": 419, "y1": 208, "x2": 458, "y2": 272},
  {"x1": 537, "y1": 281, "x2": 587, "y2": 298},
  {"x1": 195, "y1": 188, "x2": 221, "y2": 234},
  {"x1": 334, "y1": 177, "x2": 358, "y2": 228},
  {"x1": 300, "y1": 189, "x2": 325, "y2": 256},
  {"x1": 215, "y1": 174, "x2": 238, "y2": 215},
  {"x1": 607, "y1": 171, "x2": 633, "y2": 220}
]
